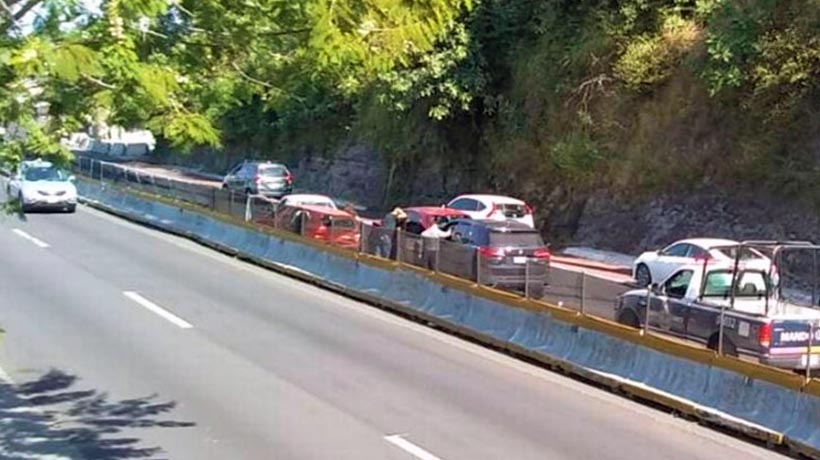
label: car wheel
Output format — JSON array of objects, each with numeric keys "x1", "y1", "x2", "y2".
[
  {"x1": 635, "y1": 263, "x2": 652, "y2": 288},
  {"x1": 616, "y1": 309, "x2": 641, "y2": 328},
  {"x1": 245, "y1": 187, "x2": 253, "y2": 196}
]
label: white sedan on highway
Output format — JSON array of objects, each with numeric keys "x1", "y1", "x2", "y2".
[
  {"x1": 446, "y1": 194, "x2": 535, "y2": 228},
  {"x1": 7, "y1": 160, "x2": 77, "y2": 213},
  {"x1": 632, "y1": 238, "x2": 772, "y2": 287}
]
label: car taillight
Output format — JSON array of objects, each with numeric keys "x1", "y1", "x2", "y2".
[
  {"x1": 286, "y1": 172, "x2": 294, "y2": 184},
  {"x1": 694, "y1": 254, "x2": 712, "y2": 263},
  {"x1": 534, "y1": 248, "x2": 551, "y2": 260},
  {"x1": 525, "y1": 203, "x2": 534, "y2": 214},
  {"x1": 759, "y1": 323, "x2": 772, "y2": 348},
  {"x1": 254, "y1": 174, "x2": 261, "y2": 185},
  {"x1": 479, "y1": 246, "x2": 505, "y2": 258}
]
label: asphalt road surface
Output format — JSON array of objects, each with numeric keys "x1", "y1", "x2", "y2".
[{"x1": 0, "y1": 192, "x2": 790, "y2": 459}]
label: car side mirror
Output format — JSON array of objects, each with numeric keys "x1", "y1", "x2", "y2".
[
  {"x1": 649, "y1": 283, "x2": 662, "y2": 294},
  {"x1": 68, "y1": 175, "x2": 76, "y2": 182}
]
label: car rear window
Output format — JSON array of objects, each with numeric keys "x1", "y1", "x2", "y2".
[
  {"x1": 331, "y1": 218, "x2": 356, "y2": 229},
  {"x1": 489, "y1": 231, "x2": 543, "y2": 247},
  {"x1": 716, "y1": 247, "x2": 764, "y2": 261},
  {"x1": 498, "y1": 204, "x2": 527, "y2": 218},
  {"x1": 259, "y1": 165, "x2": 288, "y2": 177}
]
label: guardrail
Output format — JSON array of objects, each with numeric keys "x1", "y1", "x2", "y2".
[{"x1": 73, "y1": 175, "x2": 820, "y2": 458}]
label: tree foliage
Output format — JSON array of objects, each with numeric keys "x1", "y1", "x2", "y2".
[{"x1": 0, "y1": 0, "x2": 473, "y2": 167}]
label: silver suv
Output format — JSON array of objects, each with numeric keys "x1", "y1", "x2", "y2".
[{"x1": 222, "y1": 161, "x2": 293, "y2": 198}]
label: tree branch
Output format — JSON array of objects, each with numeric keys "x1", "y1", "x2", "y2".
[
  {"x1": 83, "y1": 74, "x2": 116, "y2": 89},
  {"x1": 231, "y1": 61, "x2": 274, "y2": 88}
]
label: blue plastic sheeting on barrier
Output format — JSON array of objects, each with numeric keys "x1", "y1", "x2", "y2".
[
  {"x1": 791, "y1": 394, "x2": 820, "y2": 448},
  {"x1": 78, "y1": 181, "x2": 820, "y2": 453},
  {"x1": 704, "y1": 367, "x2": 800, "y2": 435}
]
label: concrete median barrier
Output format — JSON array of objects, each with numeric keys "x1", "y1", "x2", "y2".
[{"x1": 76, "y1": 179, "x2": 820, "y2": 459}]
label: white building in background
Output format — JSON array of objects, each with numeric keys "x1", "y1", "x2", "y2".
[{"x1": 65, "y1": 125, "x2": 156, "y2": 159}]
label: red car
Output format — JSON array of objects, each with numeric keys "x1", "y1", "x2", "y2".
[{"x1": 274, "y1": 204, "x2": 361, "y2": 250}]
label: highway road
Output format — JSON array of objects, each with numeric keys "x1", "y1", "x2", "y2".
[{"x1": 0, "y1": 195, "x2": 791, "y2": 459}]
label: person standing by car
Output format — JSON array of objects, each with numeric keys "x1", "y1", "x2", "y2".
[
  {"x1": 388, "y1": 208, "x2": 408, "y2": 260},
  {"x1": 420, "y1": 216, "x2": 453, "y2": 269},
  {"x1": 421, "y1": 216, "x2": 453, "y2": 239}
]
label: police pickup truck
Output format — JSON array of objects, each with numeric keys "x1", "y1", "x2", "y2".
[{"x1": 615, "y1": 261, "x2": 820, "y2": 370}]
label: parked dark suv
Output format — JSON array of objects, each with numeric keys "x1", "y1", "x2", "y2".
[
  {"x1": 222, "y1": 161, "x2": 293, "y2": 198},
  {"x1": 438, "y1": 219, "x2": 551, "y2": 297}
]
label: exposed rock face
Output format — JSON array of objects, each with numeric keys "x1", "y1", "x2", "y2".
[
  {"x1": 572, "y1": 186, "x2": 817, "y2": 253},
  {"x1": 157, "y1": 143, "x2": 820, "y2": 252},
  {"x1": 290, "y1": 145, "x2": 387, "y2": 209}
]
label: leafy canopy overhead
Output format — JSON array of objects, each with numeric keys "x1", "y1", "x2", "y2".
[{"x1": 0, "y1": 0, "x2": 472, "y2": 164}]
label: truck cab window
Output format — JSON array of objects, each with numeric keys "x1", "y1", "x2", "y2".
[{"x1": 664, "y1": 270, "x2": 693, "y2": 299}]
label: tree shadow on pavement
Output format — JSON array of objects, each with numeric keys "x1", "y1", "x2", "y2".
[{"x1": 0, "y1": 369, "x2": 194, "y2": 459}]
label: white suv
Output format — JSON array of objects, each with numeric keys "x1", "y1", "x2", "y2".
[{"x1": 446, "y1": 194, "x2": 535, "y2": 228}]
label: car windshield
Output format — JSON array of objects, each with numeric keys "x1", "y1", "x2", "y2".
[
  {"x1": 716, "y1": 247, "x2": 764, "y2": 261},
  {"x1": 24, "y1": 166, "x2": 69, "y2": 182},
  {"x1": 259, "y1": 165, "x2": 288, "y2": 177},
  {"x1": 489, "y1": 231, "x2": 543, "y2": 248},
  {"x1": 703, "y1": 270, "x2": 771, "y2": 298}
]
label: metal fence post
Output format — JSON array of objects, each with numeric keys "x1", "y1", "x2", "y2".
[
  {"x1": 228, "y1": 190, "x2": 234, "y2": 215},
  {"x1": 357, "y1": 221, "x2": 364, "y2": 253},
  {"x1": 476, "y1": 250, "x2": 482, "y2": 285},
  {"x1": 396, "y1": 229, "x2": 403, "y2": 263},
  {"x1": 807, "y1": 321, "x2": 815, "y2": 380},
  {"x1": 434, "y1": 239, "x2": 440, "y2": 273},
  {"x1": 643, "y1": 288, "x2": 652, "y2": 335},
  {"x1": 580, "y1": 270, "x2": 586, "y2": 315},
  {"x1": 524, "y1": 259, "x2": 531, "y2": 299},
  {"x1": 718, "y1": 304, "x2": 727, "y2": 356},
  {"x1": 244, "y1": 194, "x2": 252, "y2": 222}
]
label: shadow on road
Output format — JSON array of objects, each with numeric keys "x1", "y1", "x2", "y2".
[{"x1": 0, "y1": 369, "x2": 194, "y2": 459}]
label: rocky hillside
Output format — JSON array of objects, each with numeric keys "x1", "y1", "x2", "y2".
[{"x1": 159, "y1": 0, "x2": 820, "y2": 253}]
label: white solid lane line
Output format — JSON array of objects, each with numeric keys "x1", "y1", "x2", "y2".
[
  {"x1": 384, "y1": 435, "x2": 443, "y2": 460},
  {"x1": 12, "y1": 228, "x2": 50, "y2": 248},
  {"x1": 123, "y1": 291, "x2": 194, "y2": 329}
]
